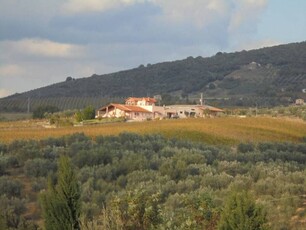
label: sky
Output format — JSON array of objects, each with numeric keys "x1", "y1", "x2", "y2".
[{"x1": 0, "y1": 0, "x2": 306, "y2": 98}]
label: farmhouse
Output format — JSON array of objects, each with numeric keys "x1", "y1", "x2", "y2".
[
  {"x1": 96, "y1": 97, "x2": 224, "y2": 121},
  {"x1": 295, "y1": 99, "x2": 305, "y2": 105},
  {"x1": 96, "y1": 97, "x2": 163, "y2": 121},
  {"x1": 96, "y1": 103, "x2": 153, "y2": 121}
]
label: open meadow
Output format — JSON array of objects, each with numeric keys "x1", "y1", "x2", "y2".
[{"x1": 0, "y1": 116, "x2": 305, "y2": 145}]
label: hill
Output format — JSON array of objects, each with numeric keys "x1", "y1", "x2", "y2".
[{"x1": 1, "y1": 41, "x2": 306, "y2": 111}]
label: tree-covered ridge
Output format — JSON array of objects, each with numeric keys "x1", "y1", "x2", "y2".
[
  {"x1": 1, "y1": 41, "x2": 306, "y2": 111},
  {"x1": 0, "y1": 132, "x2": 305, "y2": 229}
]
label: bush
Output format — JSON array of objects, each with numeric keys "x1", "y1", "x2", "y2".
[
  {"x1": 75, "y1": 106, "x2": 96, "y2": 122},
  {"x1": 83, "y1": 106, "x2": 96, "y2": 120},
  {"x1": 32, "y1": 177, "x2": 47, "y2": 192},
  {"x1": 0, "y1": 156, "x2": 19, "y2": 175},
  {"x1": 218, "y1": 190, "x2": 268, "y2": 230},
  {"x1": 24, "y1": 159, "x2": 57, "y2": 178},
  {"x1": 0, "y1": 177, "x2": 23, "y2": 198},
  {"x1": 0, "y1": 143, "x2": 7, "y2": 154},
  {"x1": 0, "y1": 195, "x2": 27, "y2": 229},
  {"x1": 0, "y1": 161, "x2": 5, "y2": 176},
  {"x1": 237, "y1": 142, "x2": 255, "y2": 153}
]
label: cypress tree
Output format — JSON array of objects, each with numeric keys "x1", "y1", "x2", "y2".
[
  {"x1": 218, "y1": 191, "x2": 268, "y2": 230},
  {"x1": 40, "y1": 156, "x2": 81, "y2": 230}
]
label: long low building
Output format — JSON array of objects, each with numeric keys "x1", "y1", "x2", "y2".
[
  {"x1": 165, "y1": 104, "x2": 224, "y2": 118},
  {"x1": 96, "y1": 97, "x2": 224, "y2": 121}
]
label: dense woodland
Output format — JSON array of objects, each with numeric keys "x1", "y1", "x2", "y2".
[
  {"x1": 0, "y1": 132, "x2": 305, "y2": 229},
  {"x1": 1, "y1": 41, "x2": 306, "y2": 112}
]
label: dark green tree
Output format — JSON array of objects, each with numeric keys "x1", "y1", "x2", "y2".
[
  {"x1": 32, "y1": 105, "x2": 59, "y2": 119},
  {"x1": 82, "y1": 105, "x2": 95, "y2": 120},
  {"x1": 218, "y1": 191, "x2": 268, "y2": 230},
  {"x1": 75, "y1": 106, "x2": 95, "y2": 122},
  {"x1": 0, "y1": 214, "x2": 5, "y2": 229},
  {"x1": 40, "y1": 156, "x2": 81, "y2": 230}
]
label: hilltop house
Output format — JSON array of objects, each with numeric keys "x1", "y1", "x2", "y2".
[{"x1": 96, "y1": 97, "x2": 224, "y2": 121}]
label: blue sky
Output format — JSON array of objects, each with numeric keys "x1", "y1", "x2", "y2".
[{"x1": 0, "y1": 0, "x2": 306, "y2": 98}]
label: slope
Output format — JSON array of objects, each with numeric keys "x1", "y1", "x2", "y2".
[{"x1": 1, "y1": 41, "x2": 306, "y2": 111}]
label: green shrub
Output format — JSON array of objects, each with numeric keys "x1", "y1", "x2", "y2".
[
  {"x1": 75, "y1": 106, "x2": 96, "y2": 122},
  {"x1": 0, "y1": 177, "x2": 23, "y2": 198},
  {"x1": 218, "y1": 191, "x2": 268, "y2": 230},
  {"x1": 0, "y1": 195, "x2": 28, "y2": 229},
  {"x1": 237, "y1": 142, "x2": 255, "y2": 153},
  {"x1": 24, "y1": 159, "x2": 57, "y2": 178}
]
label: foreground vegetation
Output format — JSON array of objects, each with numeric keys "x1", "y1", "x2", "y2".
[{"x1": 0, "y1": 132, "x2": 305, "y2": 229}]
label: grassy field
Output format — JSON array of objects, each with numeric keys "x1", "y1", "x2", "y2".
[
  {"x1": 0, "y1": 116, "x2": 305, "y2": 145},
  {"x1": 0, "y1": 112, "x2": 32, "y2": 121}
]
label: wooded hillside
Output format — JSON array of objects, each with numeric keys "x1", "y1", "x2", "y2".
[{"x1": 1, "y1": 41, "x2": 306, "y2": 111}]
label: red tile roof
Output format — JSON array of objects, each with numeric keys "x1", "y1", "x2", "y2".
[
  {"x1": 201, "y1": 106, "x2": 224, "y2": 112},
  {"x1": 125, "y1": 97, "x2": 157, "y2": 103},
  {"x1": 98, "y1": 104, "x2": 151, "y2": 113}
]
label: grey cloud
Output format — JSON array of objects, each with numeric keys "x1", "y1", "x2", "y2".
[{"x1": 0, "y1": 0, "x2": 273, "y2": 97}]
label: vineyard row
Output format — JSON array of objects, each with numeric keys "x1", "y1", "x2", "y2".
[{"x1": 0, "y1": 97, "x2": 124, "y2": 112}]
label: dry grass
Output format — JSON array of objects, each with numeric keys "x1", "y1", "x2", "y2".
[
  {"x1": 0, "y1": 112, "x2": 32, "y2": 121},
  {"x1": 0, "y1": 116, "x2": 305, "y2": 145}
]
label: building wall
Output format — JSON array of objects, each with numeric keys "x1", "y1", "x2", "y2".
[
  {"x1": 139, "y1": 105, "x2": 154, "y2": 112},
  {"x1": 100, "y1": 107, "x2": 125, "y2": 118},
  {"x1": 296, "y1": 99, "x2": 305, "y2": 105},
  {"x1": 127, "y1": 111, "x2": 153, "y2": 121},
  {"x1": 126, "y1": 98, "x2": 155, "y2": 106},
  {"x1": 105, "y1": 108, "x2": 153, "y2": 121},
  {"x1": 164, "y1": 105, "x2": 203, "y2": 118},
  {"x1": 136, "y1": 100, "x2": 154, "y2": 106}
]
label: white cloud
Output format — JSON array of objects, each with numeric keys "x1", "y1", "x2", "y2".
[
  {"x1": 62, "y1": 0, "x2": 147, "y2": 14},
  {"x1": 152, "y1": 0, "x2": 231, "y2": 29},
  {"x1": 0, "y1": 64, "x2": 24, "y2": 76},
  {"x1": 61, "y1": 0, "x2": 232, "y2": 26},
  {"x1": 61, "y1": 0, "x2": 268, "y2": 39},
  {"x1": 0, "y1": 39, "x2": 85, "y2": 59},
  {"x1": 0, "y1": 89, "x2": 12, "y2": 98},
  {"x1": 152, "y1": 0, "x2": 268, "y2": 32},
  {"x1": 228, "y1": 0, "x2": 268, "y2": 33},
  {"x1": 0, "y1": 0, "x2": 275, "y2": 97},
  {"x1": 235, "y1": 39, "x2": 281, "y2": 51}
]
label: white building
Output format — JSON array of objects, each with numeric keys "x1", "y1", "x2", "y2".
[{"x1": 96, "y1": 97, "x2": 224, "y2": 121}]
